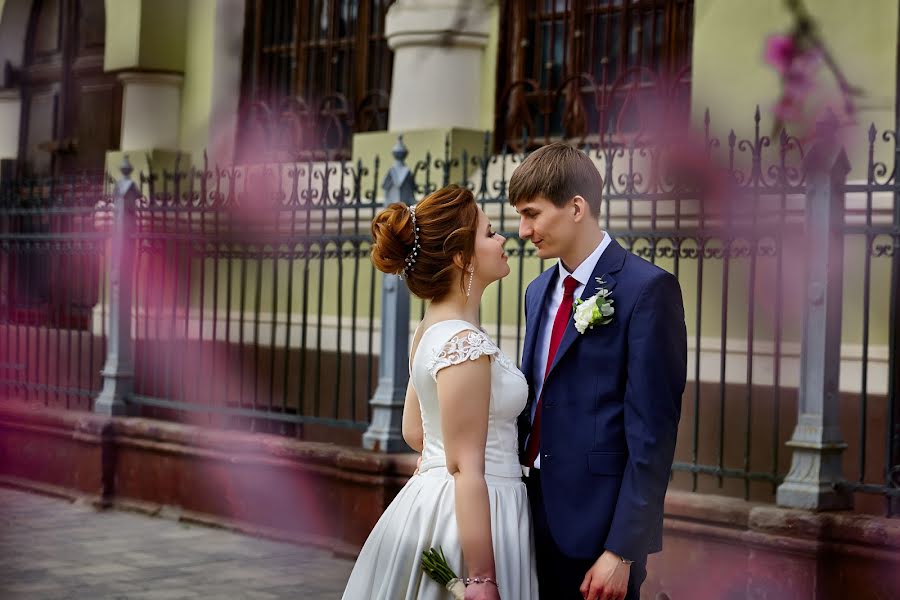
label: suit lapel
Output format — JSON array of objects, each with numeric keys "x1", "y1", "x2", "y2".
[
  {"x1": 546, "y1": 238, "x2": 627, "y2": 379},
  {"x1": 521, "y1": 266, "x2": 557, "y2": 388}
]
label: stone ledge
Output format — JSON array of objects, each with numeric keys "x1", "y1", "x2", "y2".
[
  {"x1": 749, "y1": 504, "x2": 900, "y2": 552},
  {"x1": 0, "y1": 401, "x2": 109, "y2": 438},
  {"x1": 663, "y1": 489, "x2": 900, "y2": 559},
  {"x1": 0, "y1": 402, "x2": 418, "y2": 478},
  {"x1": 111, "y1": 414, "x2": 418, "y2": 479},
  {"x1": 664, "y1": 489, "x2": 755, "y2": 529}
]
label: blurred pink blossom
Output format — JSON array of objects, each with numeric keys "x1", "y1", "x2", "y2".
[
  {"x1": 763, "y1": 35, "x2": 798, "y2": 74},
  {"x1": 765, "y1": 34, "x2": 825, "y2": 131},
  {"x1": 772, "y1": 95, "x2": 803, "y2": 123}
]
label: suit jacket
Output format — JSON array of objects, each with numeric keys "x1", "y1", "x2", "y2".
[{"x1": 518, "y1": 238, "x2": 687, "y2": 561}]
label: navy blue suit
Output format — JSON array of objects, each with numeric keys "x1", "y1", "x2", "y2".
[{"x1": 518, "y1": 238, "x2": 686, "y2": 597}]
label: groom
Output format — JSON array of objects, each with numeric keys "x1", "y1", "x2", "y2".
[{"x1": 511, "y1": 143, "x2": 686, "y2": 600}]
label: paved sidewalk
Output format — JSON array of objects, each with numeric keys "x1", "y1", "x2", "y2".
[{"x1": 0, "y1": 487, "x2": 355, "y2": 599}]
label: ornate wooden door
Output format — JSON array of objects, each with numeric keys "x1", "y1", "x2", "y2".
[
  {"x1": 7, "y1": 0, "x2": 116, "y2": 327},
  {"x1": 18, "y1": 0, "x2": 120, "y2": 177}
]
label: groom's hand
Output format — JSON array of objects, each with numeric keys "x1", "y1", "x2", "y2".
[{"x1": 579, "y1": 550, "x2": 630, "y2": 600}]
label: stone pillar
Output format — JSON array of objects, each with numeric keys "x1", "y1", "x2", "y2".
[
  {"x1": 94, "y1": 156, "x2": 140, "y2": 416},
  {"x1": 385, "y1": 0, "x2": 491, "y2": 131},
  {"x1": 119, "y1": 72, "x2": 183, "y2": 152},
  {"x1": 776, "y1": 113, "x2": 853, "y2": 511},
  {"x1": 363, "y1": 137, "x2": 415, "y2": 453},
  {"x1": 353, "y1": 1, "x2": 496, "y2": 193},
  {"x1": 104, "y1": 72, "x2": 185, "y2": 177}
]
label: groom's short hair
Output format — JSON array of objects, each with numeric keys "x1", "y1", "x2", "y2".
[{"x1": 508, "y1": 142, "x2": 603, "y2": 216}]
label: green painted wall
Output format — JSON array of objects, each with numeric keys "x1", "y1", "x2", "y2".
[
  {"x1": 104, "y1": 0, "x2": 205, "y2": 157},
  {"x1": 352, "y1": 128, "x2": 492, "y2": 191},
  {"x1": 138, "y1": 0, "x2": 187, "y2": 71},
  {"x1": 104, "y1": 0, "x2": 186, "y2": 72},
  {"x1": 688, "y1": 0, "x2": 896, "y2": 354},
  {"x1": 104, "y1": 0, "x2": 142, "y2": 70},
  {"x1": 692, "y1": 0, "x2": 898, "y2": 178},
  {"x1": 178, "y1": 0, "x2": 216, "y2": 160}
]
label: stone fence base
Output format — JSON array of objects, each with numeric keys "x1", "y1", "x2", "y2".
[{"x1": 0, "y1": 402, "x2": 897, "y2": 599}]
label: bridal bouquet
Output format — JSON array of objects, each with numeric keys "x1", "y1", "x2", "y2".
[{"x1": 421, "y1": 547, "x2": 466, "y2": 599}]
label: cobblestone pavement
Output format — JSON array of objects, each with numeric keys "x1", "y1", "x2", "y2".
[{"x1": 0, "y1": 487, "x2": 356, "y2": 599}]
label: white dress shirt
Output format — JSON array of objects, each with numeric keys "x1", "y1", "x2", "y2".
[{"x1": 529, "y1": 232, "x2": 612, "y2": 469}]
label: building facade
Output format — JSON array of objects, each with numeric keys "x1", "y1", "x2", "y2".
[{"x1": 0, "y1": 2, "x2": 899, "y2": 598}]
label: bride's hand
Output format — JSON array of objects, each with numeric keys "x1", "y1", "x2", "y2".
[{"x1": 464, "y1": 582, "x2": 500, "y2": 600}]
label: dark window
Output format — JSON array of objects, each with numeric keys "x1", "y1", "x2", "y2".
[
  {"x1": 238, "y1": 0, "x2": 395, "y2": 161},
  {"x1": 496, "y1": 0, "x2": 693, "y2": 149}
]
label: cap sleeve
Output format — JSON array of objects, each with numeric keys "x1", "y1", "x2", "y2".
[{"x1": 425, "y1": 330, "x2": 499, "y2": 381}]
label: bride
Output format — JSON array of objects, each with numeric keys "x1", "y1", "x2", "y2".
[{"x1": 342, "y1": 185, "x2": 538, "y2": 599}]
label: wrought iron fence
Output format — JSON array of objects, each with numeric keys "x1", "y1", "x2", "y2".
[
  {"x1": 0, "y1": 172, "x2": 111, "y2": 410},
  {"x1": 0, "y1": 109, "x2": 896, "y2": 513},
  {"x1": 837, "y1": 124, "x2": 900, "y2": 515},
  {"x1": 124, "y1": 155, "x2": 384, "y2": 436}
]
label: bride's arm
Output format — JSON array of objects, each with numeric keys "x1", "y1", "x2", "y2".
[
  {"x1": 437, "y1": 355, "x2": 498, "y2": 598},
  {"x1": 402, "y1": 381, "x2": 424, "y2": 452}
]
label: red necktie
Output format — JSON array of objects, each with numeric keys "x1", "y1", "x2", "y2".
[{"x1": 525, "y1": 275, "x2": 579, "y2": 467}]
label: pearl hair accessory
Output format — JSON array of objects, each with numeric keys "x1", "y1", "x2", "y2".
[{"x1": 400, "y1": 204, "x2": 421, "y2": 278}]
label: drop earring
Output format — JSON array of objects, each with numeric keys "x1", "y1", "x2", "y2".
[{"x1": 466, "y1": 265, "x2": 475, "y2": 298}]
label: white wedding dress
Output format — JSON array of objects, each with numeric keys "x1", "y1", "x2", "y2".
[{"x1": 342, "y1": 320, "x2": 539, "y2": 599}]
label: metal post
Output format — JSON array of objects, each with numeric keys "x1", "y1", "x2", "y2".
[
  {"x1": 363, "y1": 137, "x2": 416, "y2": 452},
  {"x1": 94, "y1": 156, "x2": 139, "y2": 416},
  {"x1": 887, "y1": 8, "x2": 900, "y2": 515},
  {"x1": 777, "y1": 113, "x2": 853, "y2": 510}
]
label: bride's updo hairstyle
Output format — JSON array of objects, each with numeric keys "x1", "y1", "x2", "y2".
[{"x1": 371, "y1": 184, "x2": 478, "y2": 301}]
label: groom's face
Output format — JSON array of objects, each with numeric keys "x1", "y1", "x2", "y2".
[{"x1": 514, "y1": 195, "x2": 573, "y2": 260}]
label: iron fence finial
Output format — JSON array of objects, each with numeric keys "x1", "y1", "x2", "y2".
[
  {"x1": 392, "y1": 135, "x2": 409, "y2": 164},
  {"x1": 383, "y1": 136, "x2": 415, "y2": 205},
  {"x1": 120, "y1": 155, "x2": 133, "y2": 179}
]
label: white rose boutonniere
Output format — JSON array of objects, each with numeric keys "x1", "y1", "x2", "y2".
[{"x1": 573, "y1": 277, "x2": 615, "y2": 334}]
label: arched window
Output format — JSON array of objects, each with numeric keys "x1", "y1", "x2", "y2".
[
  {"x1": 238, "y1": 0, "x2": 395, "y2": 161},
  {"x1": 496, "y1": 0, "x2": 694, "y2": 149}
]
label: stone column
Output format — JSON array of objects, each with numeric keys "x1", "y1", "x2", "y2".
[
  {"x1": 94, "y1": 156, "x2": 140, "y2": 416},
  {"x1": 385, "y1": 0, "x2": 491, "y2": 132},
  {"x1": 363, "y1": 137, "x2": 415, "y2": 453},
  {"x1": 119, "y1": 72, "x2": 183, "y2": 152},
  {"x1": 776, "y1": 113, "x2": 853, "y2": 511},
  {"x1": 103, "y1": 72, "x2": 185, "y2": 177},
  {"x1": 353, "y1": 1, "x2": 495, "y2": 192}
]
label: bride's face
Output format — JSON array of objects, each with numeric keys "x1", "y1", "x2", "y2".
[{"x1": 472, "y1": 206, "x2": 510, "y2": 284}]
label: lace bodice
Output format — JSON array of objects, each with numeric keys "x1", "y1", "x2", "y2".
[{"x1": 411, "y1": 320, "x2": 528, "y2": 477}]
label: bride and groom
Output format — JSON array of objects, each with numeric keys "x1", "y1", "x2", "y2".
[{"x1": 343, "y1": 143, "x2": 687, "y2": 600}]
